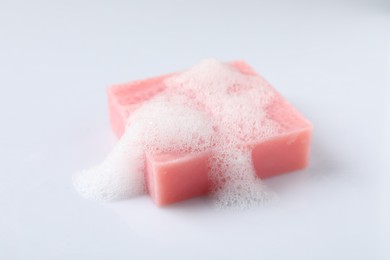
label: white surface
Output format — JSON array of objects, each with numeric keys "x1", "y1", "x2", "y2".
[{"x1": 0, "y1": 1, "x2": 389, "y2": 259}]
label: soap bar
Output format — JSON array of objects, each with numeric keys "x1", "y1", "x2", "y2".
[
  {"x1": 145, "y1": 152, "x2": 210, "y2": 205},
  {"x1": 108, "y1": 61, "x2": 312, "y2": 206}
]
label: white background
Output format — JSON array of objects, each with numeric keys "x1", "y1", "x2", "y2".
[{"x1": 0, "y1": 0, "x2": 389, "y2": 259}]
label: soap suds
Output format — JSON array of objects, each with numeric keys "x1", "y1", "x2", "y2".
[
  {"x1": 73, "y1": 139, "x2": 144, "y2": 201},
  {"x1": 74, "y1": 59, "x2": 280, "y2": 209},
  {"x1": 74, "y1": 101, "x2": 213, "y2": 201}
]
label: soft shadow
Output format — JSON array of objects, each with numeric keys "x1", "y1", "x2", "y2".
[{"x1": 158, "y1": 196, "x2": 213, "y2": 213}]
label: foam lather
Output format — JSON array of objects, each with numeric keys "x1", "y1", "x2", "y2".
[{"x1": 74, "y1": 59, "x2": 312, "y2": 209}]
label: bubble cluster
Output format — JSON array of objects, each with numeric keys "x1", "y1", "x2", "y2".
[{"x1": 74, "y1": 59, "x2": 280, "y2": 209}]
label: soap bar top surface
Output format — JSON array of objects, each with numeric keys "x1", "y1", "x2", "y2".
[{"x1": 108, "y1": 60, "x2": 311, "y2": 140}]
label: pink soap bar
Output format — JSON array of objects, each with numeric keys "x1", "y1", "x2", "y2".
[
  {"x1": 108, "y1": 61, "x2": 312, "y2": 206},
  {"x1": 145, "y1": 152, "x2": 210, "y2": 205}
]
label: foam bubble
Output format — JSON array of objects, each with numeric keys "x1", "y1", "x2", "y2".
[
  {"x1": 74, "y1": 59, "x2": 280, "y2": 209},
  {"x1": 72, "y1": 132, "x2": 145, "y2": 201},
  {"x1": 209, "y1": 149, "x2": 276, "y2": 210}
]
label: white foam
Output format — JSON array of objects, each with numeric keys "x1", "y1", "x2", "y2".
[
  {"x1": 73, "y1": 100, "x2": 213, "y2": 201},
  {"x1": 73, "y1": 133, "x2": 145, "y2": 201},
  {"x1": 209, "y1": 149, "x2": 275, "y2": 210},
  {"x1": 74, "y1": 59, "x2": 280, "y2": 209}
]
